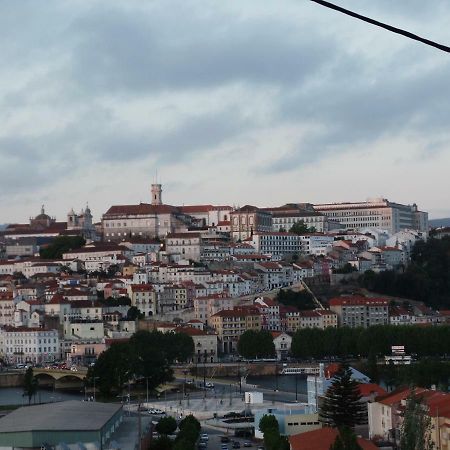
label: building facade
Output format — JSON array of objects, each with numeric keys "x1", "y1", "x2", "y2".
[{"x1": 314, "y1": 198, "x2": 428, "y2": 234}]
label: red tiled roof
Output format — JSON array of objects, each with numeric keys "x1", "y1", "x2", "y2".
[
  {"x1": 358, "y1": 383, "x2": 387, "y2": 397},
  {"x1": 289, "y1": 427, "x2": 378, "y2": 450},
  {"x1": 104, "y1": 203, "x2": 179, "y2": 216}
]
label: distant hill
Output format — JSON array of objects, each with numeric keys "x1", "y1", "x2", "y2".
[
  {"x1": 0, "y1": 224, "x2": 8, "y2": 230},
  {"x1": 429, "y1": 218, "x2": 450, "y2": 228}
]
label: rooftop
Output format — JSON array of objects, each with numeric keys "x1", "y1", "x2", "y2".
[{"x1": 0, "y1": 401, "x2": 122, "y2": 433}]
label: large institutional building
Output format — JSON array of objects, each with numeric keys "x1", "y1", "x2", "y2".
[{"x1": 314, "y1": 198, "x2": 428, "y2": 234}]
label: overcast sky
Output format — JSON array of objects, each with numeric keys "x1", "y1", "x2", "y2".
[{"x1": 1, "y1": 0, "x2": 450, "y2": 223}]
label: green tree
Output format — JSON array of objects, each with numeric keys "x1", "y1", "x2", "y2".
[
  {"x1": 276, "y1": 289, "x2": 316, "y2": 310},
  {"x1": 319, "y1": 362, "x2": 367, "y2": 428},
  {"x1": 330, "y1": 427, "x2": 363, "y2": 450},
  {"x1": 40, "y1": 235, "x2": 85, "y2": 259},
  {"x1": 400, "y1": 391, "x2": 434, "y2": 450},
  {"x1": 155, "y1": 416, "x2": 177, "y2": 435},
  {"x1": 150, "y1": 435, "x2": 172, "y2": 450},
  {"x1": 258, "y1": 415, "x2": 289, "y2": 450},
  {"x1": 289, "y1": 221, "x2": 311, "y2": 235},
  {"x1": 259, "y1": 414, "x2": 279, "y2": 434},
  {"x1": 127, "y1": 306, "x2": 144, "y2": 320},
  {"x1": 89, "y1": 342, "x2": 131, "y2": 396},
  {"x1": 237, "y1": 330, "x2": 275, "y2": 359},
  {"x1": 23, "y1": 367, "x2": 38, "y2": 405},
  {"x1": 365, "y1": 352, "x2": 380, "y2": 384}
]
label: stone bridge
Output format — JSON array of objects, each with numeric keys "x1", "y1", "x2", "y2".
[{"x1": 33, "y1": 368, "x2": 88, "y2": 381}]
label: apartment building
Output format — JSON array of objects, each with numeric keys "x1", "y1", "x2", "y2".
[
  {"x1": 285, "y1": 309, "x2": 338, "y2": 332},
  {"x1": 329, "y1": 296, "x2": 389, "y2": 328},
  {"x1": 176, "y1": 327, "x2": 218, "y2": 363},
  {"x1": 314, "y1": 198, "x2": 428, "y2": 234},
  {"x1": 0, "y1": 327, "x2": 59, "y2": 364},
  {"x1": 249, "y1": 232, "x2": 303, "y2": 257},
  {"x1": 127, "y1": 284, "x2": 157, "y2": 317},
  {"x1": 0, "y1": 292, "x2": 16, "y2": 327},
  {"x1": 299, "y1": 234, "x2": 334, "y2": 256},
  {"x1": 210, "y1": 306, "x2": 261, "y2": 353}
]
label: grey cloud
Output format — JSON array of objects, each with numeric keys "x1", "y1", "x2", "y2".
[{"x1": 66, "y1": 3, "x2": 336, "y2": 93}]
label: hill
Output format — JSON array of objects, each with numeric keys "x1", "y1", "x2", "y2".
[
  {"x1": 430, "y1": 218, "x2": 450, "y2": 228},
  {"x1": 359, "y1": 237, "x2": 450, "y2": 309}
]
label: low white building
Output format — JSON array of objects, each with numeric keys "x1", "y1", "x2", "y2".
[{"x1": 272, "y1": 332, "x2": 292, "y2": 360}]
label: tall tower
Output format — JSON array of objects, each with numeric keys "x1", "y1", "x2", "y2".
[{"x1": 151, "y1": 183, "x2": 162, "y2": 205}]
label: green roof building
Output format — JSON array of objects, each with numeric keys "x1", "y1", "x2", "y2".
[{"x1": 0, "y1": 400, "x2": 123, "y2": 448}]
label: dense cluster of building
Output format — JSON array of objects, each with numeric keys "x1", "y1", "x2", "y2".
[{"x1": 0, "y1": 180, "x2": 443, "y2": 367}]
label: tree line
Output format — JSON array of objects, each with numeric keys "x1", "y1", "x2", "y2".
[
  {"x1": 359, "y1": 237, "x2": 450, "y2": 309},
  {"x1": 291, "y1": 325, "x2": 450, "y2": 359},
  {"x1": 88, "y1": 330, "x2": 194, "y2": 396}
]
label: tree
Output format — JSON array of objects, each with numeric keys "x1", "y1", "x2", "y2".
[
  {"x1": 330, "y1": 427, "x2": 363, "y2": 450},
  {"x1": 258, "y1": 415, "x2": 289, "y2": 450},
  {"x1": 23, "y1": 367, "x2": 38, "y2": 405},
  {"x1": 365, "y1": 352, "x2": 379, "y2": 384},
  {"x1": 237, "y1": 330, "x2": 275, "y2": 359},
  {"x1": 150, "y1": 435, "x2": 173, "y2": 450},
  {"x1": 155, "y1": 416, "x2": 177, "y2": 435},
  {"x1": 400, "y1": 391, "x2": 434, "y2": 450},
  {"x1": 276, "y1": 289, "x2": 316, "y2": 310},
  {"x1": 319, "y1": 362, "x2": 367, "y2": 428},
  {"x1": 259, "y1": 414, "x2": 279, "y2": 434},
  {"x1": 289, "y1": 220, "x2": 310, "y2": 235},
  {"x1": 127, "y1": 306, "x2": 144, "y2": 320},
  {"x1": 40, "y1": 235, "x2": 85, "y2": 259}
]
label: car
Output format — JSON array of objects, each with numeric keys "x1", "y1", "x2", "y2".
[
  {"x1": 257, "y1": 447, "x2": 264, "y2": 450},
  {"x1": 243, "y1": 443, "x2": 252, "y2": 448},
  {"x1": 232, "y1": 442, "x2": 241, "y2": 448},
  {"x1": 198, "y1": 443, "x2": 207, "y2": 449},
  {"x1": 70, "y1": 366, "x2": 78, "y2": 372},
  {"x1": 221, "y1": 436, "x2": 230, "y2": 443},
  {"x1": 205, "y1": 382, "x2": 214, "y2": 388},
  {"x1": 200, "y1": 433, "x2": 209, "y2": 441}
]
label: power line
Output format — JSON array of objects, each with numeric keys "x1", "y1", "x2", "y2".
[{"x1": 310, "y1": 0, "x2": 450, "y2": 53}]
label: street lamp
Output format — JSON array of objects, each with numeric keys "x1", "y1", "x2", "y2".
[{"x1": 93, "y1": 376, "x2": 99, "y2": 402}]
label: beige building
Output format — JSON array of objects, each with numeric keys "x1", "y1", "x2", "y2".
[
  {"x1": 127, "y1": 284, "x2": 157, "y2": 317},
  {"x1": 314, "y1": 198, "x2": 428, "y2": 234},
  {"x1": 329, "y1": 296, "x2": 389, "y2": 328},
  {"x1": 285, "y1": 309, "x2": 338, "y2": 332},
  {"x1": 230, "y1": 205, "x2": 272, "y2": 241},
  {"x1": 0, "y1": 292, "x2": 16, "y2": 327},
  {"x1": 176, "y1": 327, "x2": 218, "y2": 363},
  {"x1": 210, "y1": 306, "x2": 261, "y2": 353}
]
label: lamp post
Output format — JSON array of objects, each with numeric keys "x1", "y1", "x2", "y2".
[
  {"x1": 295, "y1": 374, "x2": 298, "y2": 402},
  {"x1": 93, "y1": 376, "x2": 99, "y2": 402}
]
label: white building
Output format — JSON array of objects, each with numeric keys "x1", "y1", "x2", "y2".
[
  {"x1": 0, "y1": 327, "x2": 59, "y2": 364},
  {"x1": 249, "y1": 232, "x2": 302, "y2": 258},
  {"x1": 314, "y1": 198, "x2": 428, "y2": 234},
  {"x1": 299, "y1": 234, "x2": 334, "y2": 256}
]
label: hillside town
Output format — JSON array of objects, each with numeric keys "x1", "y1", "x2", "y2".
[
  {"x1": 0, "y1": 182, "x2": 448, "y2": 450},
  {"x1": 0, "y1": 182, "x2": 442, "y2": 365}
]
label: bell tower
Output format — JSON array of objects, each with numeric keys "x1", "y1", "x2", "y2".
[{"x1": 151, "y1": 183, "x2": 162, "y2": 205}]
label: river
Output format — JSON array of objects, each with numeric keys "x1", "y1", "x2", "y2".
[
  {"x1": 0, "y1": 387, "x2": 84, "y2": 406},
  {"x1": 246, "y1": 375, "x2": 308, "y2": 394}
]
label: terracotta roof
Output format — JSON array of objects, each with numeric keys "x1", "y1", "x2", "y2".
[
  {"x1": 104, "y1": 203, "x2": 179, "y2": 216},
  {"x1": 289, "y1": 427, "x2": 378, "y2": 450},
  {"x1": 175, "y1": 326, "x2": 209, "y2": 336},
  {"x1": 358, "y1": 383, "x2": 387, "y2": 397}
]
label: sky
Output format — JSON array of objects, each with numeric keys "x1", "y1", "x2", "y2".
[{"x1": 1, "y1": 0, "x2": 450, "y2": 223}]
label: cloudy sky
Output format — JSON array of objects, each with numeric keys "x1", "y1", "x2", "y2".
[{"x1": 1, "y1": 0, "x2": 450, "y2": 223}]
